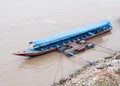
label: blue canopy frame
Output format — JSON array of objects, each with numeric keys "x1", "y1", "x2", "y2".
[{"x1": 29, "y1": 20, "x2": 112, "y2": 48}]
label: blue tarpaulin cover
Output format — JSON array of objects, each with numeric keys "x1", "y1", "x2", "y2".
[{"x1": 29, "y1": 20, "x2": 111, "y2": 47}]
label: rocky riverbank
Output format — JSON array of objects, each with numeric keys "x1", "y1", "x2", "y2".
[{"x1": 52, "y1": 51, "x2": 120, "y2": 86}]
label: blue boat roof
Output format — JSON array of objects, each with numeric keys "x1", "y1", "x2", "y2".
[{"x1": 29, "y1": 20, "x2": 111, "y2": 47}]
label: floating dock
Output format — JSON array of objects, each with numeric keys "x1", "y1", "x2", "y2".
[{"x1": 58, "y1": 40, "x2": 94, "y2": 57}]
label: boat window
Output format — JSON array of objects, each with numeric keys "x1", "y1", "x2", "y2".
[
  {"x1": 41, "y1": 48, "x2": 45, "y2": 51},
  {"x1": 34, "y1": 46, "x2": 41, "y2": 50},
  {"x1": 92, "y1": 31, "x2": 96, "y2": 34},
  {"x1": 78, "y1": 37, "x2": 82, "y2": 40},
  {"x1": 82, "y1": 35, "x2": 85, "y2": 38},
  {"x1": 103, "y1": 27, "x2": 108, "y2": 30}
]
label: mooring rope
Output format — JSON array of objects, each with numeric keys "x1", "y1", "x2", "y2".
[
  {"x1": 53, "y1": 55, "x2": 62, "y2": 83},
  {"x1": 60, "y1": 54, "x2": 63, "y2": 80},
  {"x1": 69, "y1": 53, "x2": 95, "y2": 66},
  {"x1": 93, "y1": 49, "x2": 114, "y2": 55},
  {"x1": 92, "y1": 43, "x2": 116, "y2": 52},
  {"x1": 65, "y1": 57, "x2": 79, "y2": 69},
  {"x1": 77, "y1": 56, "x2": 95, "y2": 66}
]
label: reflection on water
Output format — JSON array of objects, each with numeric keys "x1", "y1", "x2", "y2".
[{"x1": 1, "y1": 0, "x2": 120, "y2": 86}]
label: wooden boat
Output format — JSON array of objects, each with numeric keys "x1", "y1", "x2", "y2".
[{"x1": 13, "y1": 20, "x2": 112, "y2": 57}]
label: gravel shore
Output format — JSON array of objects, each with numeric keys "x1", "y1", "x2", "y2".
[{"x1": 52, "y1": 51, "x2": 120, "y2": 86}]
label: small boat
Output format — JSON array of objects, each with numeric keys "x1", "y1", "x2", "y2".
[{"x1": 13, "y1": 20, "x2": 112, "y2": 57}]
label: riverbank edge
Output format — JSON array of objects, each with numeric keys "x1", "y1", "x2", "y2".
[{"x1": 52, "y1": 51, "x2": 120, "y2": 86}]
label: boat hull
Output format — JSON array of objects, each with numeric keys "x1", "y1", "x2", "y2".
[
  {"x1": 13, "y1": 28, "x2": 111, "y2": 57},
  {"x1": 13, "y1": 48, "x2": 57, "y2": 57}
]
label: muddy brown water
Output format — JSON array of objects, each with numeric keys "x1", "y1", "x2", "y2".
[{"x1": 0, "y1": 0, "x2": 120, "y2": 86}]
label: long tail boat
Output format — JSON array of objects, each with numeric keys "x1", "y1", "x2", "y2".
[{"x1": 13, "y1": 20, "x2": 112, "y2": 56}]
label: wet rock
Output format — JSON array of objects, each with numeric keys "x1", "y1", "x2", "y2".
[
  {"x1": 69, "y1": 74, "x2": 76, "y2": 78},
  {"x1": 115, "y1": 68, "x2": 120, "y2": 75},
  {"x1": 75, "y1": 70, "x2": 81, "y2": 75},
  {"x1": 105, "y1": 56, "x2": 112, "y2": 59},
  {"x1": 59, "y1": 78, "x2": 67, "y2": 84},
  {"x1": 52, "y1": 83, "x2": 59, "y2": 86},
  {"x1": 115, "y1": 55, "x2": 120, "y2": 59},
  {"x1": 106, "y1": 63, "x2": 112, "y2": 67},
  {"x1": 96, "y1": 64, "x2": 106, "y2": 69},
  {"x1": 55, "y1": 52, "x2": 120, "y2": 86},
  {"x1": 95, "y1": 60, "x2": 99, "y2": 63}
]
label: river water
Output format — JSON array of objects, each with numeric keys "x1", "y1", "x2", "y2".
[{"x1": 0, "y1": 0, "x2": 120, "y2": 86}]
